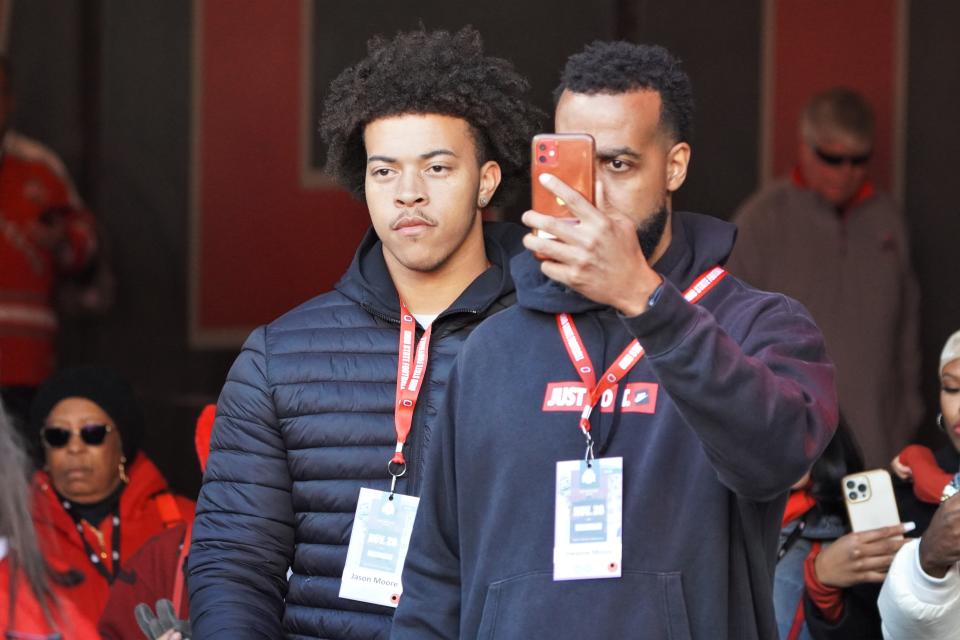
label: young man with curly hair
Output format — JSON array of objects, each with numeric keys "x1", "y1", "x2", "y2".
[
  {"x1": 392, "y1": 41, "x2": 838, "y2": 639},
  {"x1": 187, "y1": 27, "x2": 542, "y2": 639}
]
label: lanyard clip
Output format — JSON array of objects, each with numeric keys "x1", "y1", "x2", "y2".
[
  {"x1": 580, "y1": 422, "x2": 595, "y2": 467},
  {"x1": 389, "y1": 473, "x2": 399, "y2": 498},
  {"x1": 387, "y1": 463, "x2": 406, "y2": 499},
  {"x1": 387, "y1": 445, "x2": 407, "y2": 499},
  {"x1": 578, "y1": 404, "x2": 595, "y2": 464}
]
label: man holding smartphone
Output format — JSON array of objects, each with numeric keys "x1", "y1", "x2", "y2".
[
  {"x1": 392, "y1": 42, "x2": 837, "y2": 639},
  {"x1": 187, "y1": 27, "x2": 542, "y2": 639}
]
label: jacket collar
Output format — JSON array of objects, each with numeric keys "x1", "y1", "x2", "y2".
[
  {"x1": 334, "y1": 221, "x2": 525, "y2": 323},
  {"x1": 512, "y1": 211, "x2": 737, "y2": 314},
  {"x1": 791, "y1": 165, "x2": 876, "y2": 214},
  {"x1": 32, "y1": 453, "x2": 171, "y2": 533}
]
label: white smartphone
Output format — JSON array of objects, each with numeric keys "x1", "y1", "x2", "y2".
[{"x1": 842, "y1": 469, "x2": 901, "y2": 532}]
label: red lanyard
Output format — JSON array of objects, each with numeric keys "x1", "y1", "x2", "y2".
[
  {"x1": 556, "y1": 266, "x2": 727, "y2": 454},
  {"x1": 389, "y1": 301, "x2": 433, "y2": 491}
]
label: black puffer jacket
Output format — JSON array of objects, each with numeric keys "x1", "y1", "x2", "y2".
[{"x1": 187, "y1": 223, "x2": 522, "y2": 639}]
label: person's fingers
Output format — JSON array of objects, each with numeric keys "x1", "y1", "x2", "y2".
[
  {"x1": 536, "y1": 173, "x2": 602, "y2": 224},
  {"x1": 858, "y1": 522, "x2": 914, "y2": 543},
  {"x1": 539, "y1": 259, "x2": 579, "y2": 288},
  {"x1": 859, "y1": 534, "x2": 910, "y2": 559},
  {"x1": 523, "y1": 232, "x2": 586, "y2": 265},
  {"x1": 521, "y1": 210, "x2": 584, "y2": 245},
  {"x1": 855, "y1": 553, "x2": 898, "y2": 573},
  {"x1": 891, "y1": 456, "x2": 912, "y2": 479}
]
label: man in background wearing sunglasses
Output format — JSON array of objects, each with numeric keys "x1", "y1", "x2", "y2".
[{"x1": 728, "y1": 86, "x2": 922, "y2": 469}]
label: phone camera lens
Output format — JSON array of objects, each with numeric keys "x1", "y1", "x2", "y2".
[
  {"x1": 848, "y1": 491, "x2": 857, "y2": 500},
  {"x1": 539, "y1": 143, "x2": 546, "y2": 151},
  {"x1": 538, "y1": 155, "x2": 547, "y2": 163},
  {"x1": 846, "y1": 480, "x2": 855, "y2": 489},
  {"x1": 858, "y1": 484, "x2": 867, "y2": 493}
]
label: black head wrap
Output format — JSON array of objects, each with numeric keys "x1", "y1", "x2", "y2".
[{"x1": 31, "y1": 366, "x2": 143, "y2": 461}]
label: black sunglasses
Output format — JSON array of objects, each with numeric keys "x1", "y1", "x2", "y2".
[
  {"x1": 813, "y1": 147, "x2": 871, "y2": 167},
  {"x1": 41, "y1": 424, "x2": 112, "y2": 448}
]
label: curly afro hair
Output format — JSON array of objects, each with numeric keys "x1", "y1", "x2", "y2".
[
  {"x1": 320, "y1": 26, "x2": 545, "y2": 208},
  {"x1": 554, "y1": 41, "x2": 694, "y2": 144}
]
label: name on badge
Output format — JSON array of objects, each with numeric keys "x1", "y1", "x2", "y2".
[{"x1": 340, "y1": 487, "x2": 420, "y2": 607}]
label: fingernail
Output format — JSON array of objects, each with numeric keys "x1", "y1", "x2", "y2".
[
  {"x1": 903, "y1": 521, "x2": 916, "y2": 532},
  {"x1": 538, "y1": 173, "x2": 552, "y2": 185}
]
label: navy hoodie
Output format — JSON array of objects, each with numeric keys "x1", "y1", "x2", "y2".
[{"x1": 391, "y1": 212, "x2": 838, "y2": 640}]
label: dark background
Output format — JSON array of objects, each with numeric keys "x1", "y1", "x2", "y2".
[{"x1": 6, "y1": 0, "x2": 959, "y2": 496}]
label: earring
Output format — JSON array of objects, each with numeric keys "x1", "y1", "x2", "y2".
[
  {"x1": 478, "y1": 197, "x2": 488, "y2": 208},
  {"x1": 119, "y1": 455, "x2": 130, "y2": 483},
  {"x1": 938, "y1": 413, "x2": 946, "y2": 432}
]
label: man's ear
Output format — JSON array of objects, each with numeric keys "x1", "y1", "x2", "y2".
[
  {"x1": 665, "y1": 142, "x2": 691, "y2": 193},
  {"x1": 477, "y1": 160, "x2": 502, "y2": 209}
]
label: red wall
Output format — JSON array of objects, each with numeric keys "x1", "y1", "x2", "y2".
[{"x1": 195, "y1": 1, "x2": 367, "y2": 339}]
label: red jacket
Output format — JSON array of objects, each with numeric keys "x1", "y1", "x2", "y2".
[
  {"x1": 0, "y1": 149, "x2": 96, "y2": 386},
  {"x1": 30, "y1": 453, "x2": 194, "y2": 628},
  {"x1": 99, "y1": 404, "x2": 212, "y2": 638},
  {"x1": 0, "y1": 556, "x2": 100, "y2": 639},
  {"x1": 98, "y1": 522, "x2": 190, "y2": 639}
]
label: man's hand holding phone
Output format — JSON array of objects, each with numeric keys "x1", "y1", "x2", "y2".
[{"x1": 522, "y1": 172, "x2": 662, "y2": 317}]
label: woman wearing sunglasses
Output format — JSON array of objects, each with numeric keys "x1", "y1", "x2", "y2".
[
  {"x1": 1, "y1": 402, "x2": 97, "y2": 639},
  {"x1": 27, "y1": 366, "x2": 194, "y2": 630}
]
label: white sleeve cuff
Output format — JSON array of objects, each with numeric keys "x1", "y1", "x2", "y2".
[{"x1": 907, "y1": 539, "x2": 960, "y2": 603}]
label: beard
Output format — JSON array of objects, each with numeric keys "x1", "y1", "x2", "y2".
[{"x1": 637, "y1": 204, "x2": 669, "y2": 259}]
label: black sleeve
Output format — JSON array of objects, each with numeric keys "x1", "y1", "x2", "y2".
[{"x1": 803, "y1": 582, "x2": 882, "y2": 640}]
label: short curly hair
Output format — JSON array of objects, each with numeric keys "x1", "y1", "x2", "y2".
[
  {"x1": 320, "y1": 27, "x2": 544, "y2": 208},
  {"x1": 554, "y1": 41, "x2": 694, "y2": 144}
]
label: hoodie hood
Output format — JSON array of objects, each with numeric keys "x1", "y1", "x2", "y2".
[
  {"x1": 512, "y1": 211, "x2": 738, "y2": 314},
  {"x1": 334, "y1": 221, "x2": 526, "y2": 321}
]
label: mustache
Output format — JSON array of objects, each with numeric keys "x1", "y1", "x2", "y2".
[{"x1": 390, "y1": 209, "x2": 438, "y2": 230}]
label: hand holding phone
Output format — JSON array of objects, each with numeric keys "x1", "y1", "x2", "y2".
[
  {"x1": 522, "y1": 132, "x2": 662, "y2": 315},
  {"x1": 814, "y1": 524, "x2": 910, "y2": 587}
]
